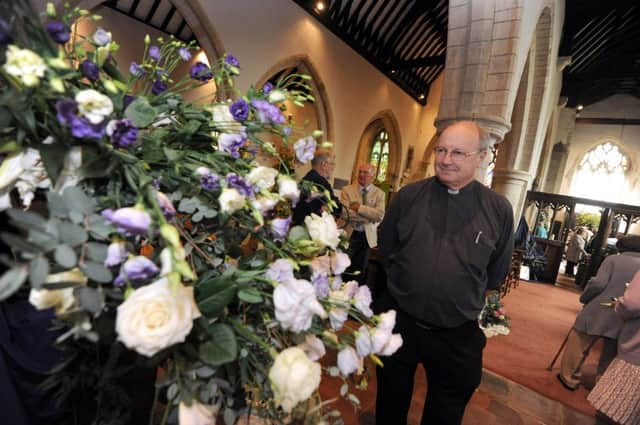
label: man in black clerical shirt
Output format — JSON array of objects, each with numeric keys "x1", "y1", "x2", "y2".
[
  {"x1": 376, "y1": 121, "x2": 514, "y2": 425},
  {"x1": 292, "y1": 148, "x2": 343, "y2": 225}
]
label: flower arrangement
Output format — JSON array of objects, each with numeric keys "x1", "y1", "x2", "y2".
[
  {"x1": 0, "y1": 2, "x2": 402, "y2": 424},
  {"x1": 479, "y1": 291, "x2": 510, "y2": 338}
]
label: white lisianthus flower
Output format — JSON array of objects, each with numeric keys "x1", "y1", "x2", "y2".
[
  {"x1": 331, "y1": 252, "x2": 351, "y2": 275},
  {"x1": 251, "y1": 194, "x2": 278, "y2": 216},
  {"x1": 310, "y1": 255, "x2": 331, "y2": 276},
  {"x1": 482, "y1": 324, "x2": 510, "y2": 338},
  {"x1": 353, "y1": 285, "x2": 373, "y2": 317},
  {"x1": 218, "y1": 188, "x2": 246, "y2": 214},
  {"x1": 267, "y1": 89, "x2": 286, "y2": 103},
  {"x1": 92, "y1": 28, "x2": 112, "y2": 46},
  {"x1": 178, "y1": 401, "x2": 217, "y2": 425},
  {"x1": 278, "y1": 176, "x2": 300, "y2": 205},
  {"x1": 115, "y1": 278, "x2": 201, "y2": 357},
  {"x1": 378, "y1": 333, "x2": 403, "y2": 356},
  {"x1": 305, "y1": 212, "x2": 340, "y2": 249},
  {"x1": 210, "y1": 103, "x2": 244, "y2": 133},
  {"x1": 76, "y1": 89, "x2": 113, "y2": 124},
  {"x1": 328, "y1": 286, "x2": 352, "y2": 330},
  {"x1": 246, "y1": 166, "x2": 278, "y2": 190},
  {"x1": 355, "y1": 325, "x2": 373, "y2": 357},
  {"x1": 337, "y1": 346, "x2": 362, "y2": 376},
  {"x1": 298, "y1": 334, "x2": 326, "y2": 361},
  {"x1": 274, "y1": 278, "x2": 327, "y2": 332},
  {"x1": 3, "y1": 45, "x2": 47, "y2": 87},
  {"x1": 0, "y1": 148, "x2": 51, "y2": 210},
  {"x1": 269, "y1": 347, "x2": 321, "y2": 413},
  {"x1": 0, "y1": 152, "x2": 25, "y2": 190},
  {"x1": 29, "y1": 287, "x2": 75, "y2": 315}
]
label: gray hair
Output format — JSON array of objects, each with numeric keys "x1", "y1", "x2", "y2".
[
  {"x1": 441, "y1": 121, "x2": 492, "y2": 151},
  {"x1": 312, "y1": 149, "x2": 333, "y2": 166}
]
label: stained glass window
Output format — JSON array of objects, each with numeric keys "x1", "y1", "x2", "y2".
[
  {"x1": 369, "y1": 130, "x2": 389, "y2": 181},
  {"x1": 570, "y1": 142, "x2": 630, "y2": 203}
]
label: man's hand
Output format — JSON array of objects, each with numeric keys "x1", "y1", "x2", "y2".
[{"x1": 350, "y1": 202, "x2": 360, "y2": 213}]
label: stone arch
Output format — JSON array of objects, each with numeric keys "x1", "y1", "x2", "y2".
[
  {"x1": 352, "y1": 111, "x2": 402, "y2": 187},
  {"x1": 256, "y1": 55, "x2": 334, "y2": 145}
]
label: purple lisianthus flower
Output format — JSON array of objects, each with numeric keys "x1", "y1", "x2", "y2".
[
  {"x1": 230, "y1": 99, "x2": 249, "y2": 121},
  {"x1": 113, "y1": 256, "x2": 159, "y2": 287},
  {"x1": 271, "y1": 216, "x2": 292, "y2": 242},
  {"x1": 149, "y1": 45, "x2": 161, "y2": 61},
  {"x1": 0, "y1": 18, "x2": 12, "y2": 45},
  {"x1": 251, "y1": 99, "x2": 285, "y2": 125},
  {"x1": 92, "y1": 28, "x2": 111, "y2": 46},
  {"x1": 294, "y1": 136, "x2": 317, "y2": 164},
  {"x1": 265, "y1": 259, "x2": 294, "y2": 284},
  {"x1": 156, "y1": 192, "x2": 176, "y2": 219},
  {"x1": 46, "y1": 21, "x2": 70, "y2": 44},
  {"x1": 123, "y1": 95, "x2": 136, "y2": 109},
  {"x1": 262, "y1": 82, "x2": 274, "y2": 94},
  {"x1": 189, "y1": 62, "x2": 213, "y2": 82},
  {"x1": 225, "y1": 54, "x2": 240, "y2": 68},
  {"x1": 129, "y1": 62, "x2": 144, "y2": 78},
  {"x1": 56, "y1": 99, "x2": 107, "y2": 139},
  {"x1": 200, "y1": 173, "x2": 220, "y2": 191},
  {"x1": 218, "y1": 133, "x2": 246, "y2": 158},
  {"x1": 102, "y1": 207, "x2": 152, "y2": 235},
  {"x1": 311, "y1": 273, "x2": 330, "y2": 298},
  {"x1": 152, "y1": 79, "x2": 167, "y2": 95},
  {"x1": 178, "y1": 47, "x2": 192, "y2": 61},
  {"x1": 80, "y1": 59, "x2": 99, "y2": 82},
  {"x1": 226, "y1": 173, "x2": 254, "y2": 198},
  {"x1": 104, "y1": 241, "x2": 129, "y2": 267},
  {"x1": 106, "y1": 119, "x2": 139, "y2": 148}
]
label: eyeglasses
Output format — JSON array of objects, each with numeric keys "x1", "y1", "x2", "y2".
[{"x1": 433, "y1": 146, "x2": 481, "y2": 161}]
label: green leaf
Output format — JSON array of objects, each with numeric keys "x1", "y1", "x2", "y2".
[
  {"x1": 124, "y1": 96, "x2": 157, "y2": 128},
  {"x1": 62, "y1": 187, "x2": 96, "y2": 216},
  {"x1": 85, "y1": 242, "x2": 108, "y2": 263},
  {"x1": 81, "y1": 262, "x2": 113, "y2": 283},
  {"x1": 1, "y1": 232, "x2": 42, "y2": 254},
  {"x1": 47, "y1": 192, "x2": 68, "y2": 218},
  {"x1": 237, "y1": 288, "x2": 262, "y2": 303},
  {"x1": 29, "y1": 255, "x2": 49, "y2": 288},
  {"x1": 54, "y1": 245, "x2": 77, "y2": 268},
  {"x1": 6, "y1": 209, "x2": 46, "y2": 231},
  {"x1": 0, "y1": 266, "x2": 28, "y2": 300},
  {"x1": 39, "y1": 144, "x2": 66, "y2": 185},
  {"x1": 164, "y1": 147, "x2": 181, "y2": 162},
  {"x1": 87, "y1": 214, "x2": 112, "y2": 239},
  {"x1": 287, "y1": 225, "x2": 310, "y2": 243},
  {"x1": 199, "y1": 323, "x2": 237, "y2": 366},
  {"x1": 27, "y1": 228, "x2": 58, "y2": 252},
  {"x1": 197, "y1": 276, "x2": 237, "y2": 317},
  {"x1": 178, "y1": 197, "x2": 199, "y2": 214},
  {"x1": 75, "y1": 287, "x2": 104, "y2": 314},
  {"x1": 58, "y1": 222, "x2": 88, "y2": 246},
  {"x1": 223, "y1": 408, "x2": 237, "y2": 425}
]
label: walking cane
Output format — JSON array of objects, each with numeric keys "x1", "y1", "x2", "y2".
[{"x1": 547, "y1": 328, "x2": 572, "y2": 371}]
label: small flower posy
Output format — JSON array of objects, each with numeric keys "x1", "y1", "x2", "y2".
[
  {"x1": 479, "y1": 292, "x2": 511, "y2": 337},
  {"x1": 0, "y1": 2, "x2": 401, "y2": 424}
]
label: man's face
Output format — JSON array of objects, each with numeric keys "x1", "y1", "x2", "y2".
[
  {"x1": 434, "y1": 123, "x2": 486, "y2": 190},
  {"x1": 320, "y1": 157, "x2": 336, "y2": 179},
  {"x1": 357, "y1": 166, "x2": 375, "y2": 186}
]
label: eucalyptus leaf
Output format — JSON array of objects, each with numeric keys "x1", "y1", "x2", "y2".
[
  {"x1": 29, "y1": 255, "x2": 49, "y2": 288},
  {"x1": 287, "y1": 225, "x2": 309, "y2": 243},
  {"x1": 237, "y1": 288, "x2": 262, "y2": 304},
  {"x1": 27, "y1": 228, "x2": 59, "y2": 252},
  {"x1": 178, "y1": 197, "x2": 199, "y2": 214},
  {"x1": 54, "y1": 245, "x2": 77, "y2": 268},
  {"x1": 62, "y1": 187, "x2": 96, "y2": 216},
  {"x1": 0, "y1": 266, "x2": 28, "y2": 300},
  {"x1": 75, "y1": 286, "x2": 104, "y2": 314},
  {"x1": 6, "y1": 209, "x2": 46, "y2": 231},
  {"x1": 223, "y1": 408, "x2": 237, "y2": 425},
  {"x1": 199, "y1": 323, "x2": 237, "y2": 366},
  {"x1": 87, "y1": 214, "x2": 113, "y2": 239},
  {"x1": 81, "y1": 262, "x2": 113, "y2": 283},
  {"x1": 1, "y1": 232, "x2": 42, "y2": 254},
  {"x1": 85, "y1": 242, "x2": 108, "y2": 263},
  {"x1": 58, "y1": 222, "x2": 88, "y2": 246},
  {"x1": 124, "y1": 96, "x2": 158, "y2": 127}
]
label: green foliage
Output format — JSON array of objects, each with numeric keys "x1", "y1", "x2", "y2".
[{"x1": 576, "y1": 212, "x2": 600, "y2": 229}]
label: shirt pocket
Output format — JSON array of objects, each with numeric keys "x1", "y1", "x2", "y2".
[{"x1": 467, "y1": 231, "x2": 495, "y2": 273}]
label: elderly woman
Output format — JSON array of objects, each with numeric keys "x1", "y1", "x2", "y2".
[
  {"x1": 558, "y1": 235, "x2": 640, "y2": 390},
  {"x1": 588, "y1": 270, "x2": 640, "y2": 425},
  {"x1": 565, "y1": 227, "x2": 589, "y2": 277}
]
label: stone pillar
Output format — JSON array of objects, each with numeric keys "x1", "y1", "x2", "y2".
[{"x1": 492, "y1": 168, "x2": 533, "y2": 221}]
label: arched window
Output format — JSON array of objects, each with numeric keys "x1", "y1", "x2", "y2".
[
  {"x1": 570, "y1": 142, "x2": 630, "y2": 203},
  {"x1": 369, "y1": 130, "x2": 390, "y2": 181}
]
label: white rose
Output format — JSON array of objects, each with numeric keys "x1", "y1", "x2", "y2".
[
  {"x1": 115, "y1": 278, "x2": 201, "y2": 357},
  {"x1": 29, "y1": 287, "x2": 75, "y2": 315},
  {"x1": 305, "y1": 212, "x2": 340, "y2": 249},
  {"x1": 337, "y1": 346, "x2": 362, "y2": 376},
  {"x1": 76, "y1": 89, "x2": 113, "y2": 124},
  {"x1": 246, "y1": 166, "x2": 279, "y2": 190},
  {"x1": 178, "y1": 401, "x2": 216, "y2": 425},
  {"x1": 269, "y1": 347, "x2": 321, "y2": 413},
  {"x1": 298, "y1": 334, "x2": 326, "y2": 361},
  {"x1": 274, "y1": 278, "x2": 326, "y2": 332},
  {"x1": 210, "y1": 103, "x2": 244, "y2": 133},
  {"x1": 218, "y1": 188, "x2": 246, "y2": 214},
  {"x1": 3, "y1": 45, "x2": 47, "y2": 87},
  {"x1": 278, "y1": 176, "x2": 300, "y2": 205}
]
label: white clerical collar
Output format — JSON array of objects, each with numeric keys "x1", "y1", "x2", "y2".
[{"x1": 447, "y1": 188, "x2": 460, "y2": 195}]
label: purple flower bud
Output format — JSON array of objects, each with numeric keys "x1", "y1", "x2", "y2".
[
  {"x1": 218, "y1": 133, "x2": 246, "y2": 159},
  {"x1": 226, "y1": 173, "x2": 255, "y2": 198},
  {"x1": 102, "y1": 207, "x2": 151, "y2": 235},
  {"x1": 189, "y1": 62, "x2": 213, "y2": 82},
  {"x1": 149, "y1": 45, "x2": 161, "y2": 61},
  {"x1": 106, "y1": 119, "x2": 139, "y2": 148},
  {"x1": 46, "y1": 21, "x2": 70, "y2": 44},
  {"x1": 225, "y1": 54, "x2": 240, "y2": 68},
  {"x1": 129, "y1": 62, "x2": 144, "y2": 78},
  {"x1": 105, "y1": 241, "x2": 129, "y2": 267},
  {"x1": 230, "y1": 99, "x2": 249, "y2": 121},
  {"x1": 271, "y1": 216, "x2": 292, "y2": 242},
  {"x1": 151, "y1": 79, "x2": 167, "y2": 95},
  {"x1": 179, "y1": 47, "x2": 192, "y2": 61},
  {"x1": 251, "y1": 99, "x2": 285, "y2": 125},
  {"x1": 92, "y1": 28, "x2": 111, "y2": 46},
  {"x1": 200, "y1": 172, "x2": 220, "y2": 191},
  {"x1": 56, "y1": 99, "x2": 106, "y2": 140},
  {"x1": 262, "y1": 82, "x2": 274, "y2": 94},
  {"x1": 123, "y1": 95, "x2": 136, "y2": 109},
  {"x1": 80, "y1": 59, "x2": 99, "y2": 82},
  {"x1": 0, "y1": 18, "x2": 12, "y2": 45},
  {"x1": 156, "y1": 192, "x2": 176, "y2": 219},
  {"x1": 294, "y1": 137, "x2": 317, "y2": 164},
  {"x1": 113, "y1": 256, "x2": 159, "y2": 287}
]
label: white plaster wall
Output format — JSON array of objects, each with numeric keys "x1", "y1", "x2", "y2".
[{"x1": 190, "y1": 0, "x2": 442, "y2": 186}]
